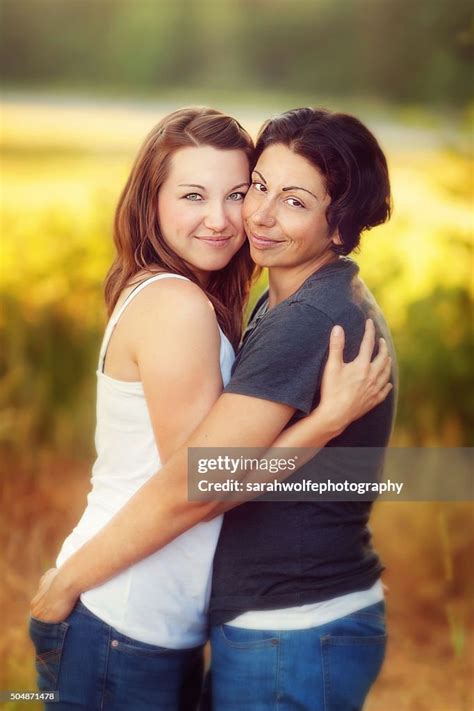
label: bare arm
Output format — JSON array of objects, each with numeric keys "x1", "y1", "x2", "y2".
[
  {"x1": 128, "y1": 278, "x2": 224, "y2": 461},
  {"x1": 32, "y1": 393, "x2": 299, "y2": 621}
]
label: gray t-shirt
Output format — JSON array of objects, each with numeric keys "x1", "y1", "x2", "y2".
[
  {"x1": 226, "y1": 256, "x2": 396, "y2": 430},
  {"x1": 209, "y1": 257, "x2": 397, "y2": 625}
]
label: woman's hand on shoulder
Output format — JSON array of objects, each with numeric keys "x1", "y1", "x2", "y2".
[{"x1": 318, "y1": 319, "x2": 393, "y2": 435}]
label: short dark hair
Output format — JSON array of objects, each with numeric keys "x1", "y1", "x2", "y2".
[{"x1": 255, "y1": 108, "x2": 392, "y2": 254}]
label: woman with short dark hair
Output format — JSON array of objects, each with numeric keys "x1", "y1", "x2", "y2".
[
  {"x1": 254, "y1": 107, "x2": 391, "y2": 255},
  {"x1": 209, "y1": 107, "x2": 396, "y2": 710}
]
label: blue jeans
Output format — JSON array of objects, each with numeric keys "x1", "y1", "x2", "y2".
[
  {"x1": 29, "y1": 600, "x2": 203, "y2": 710},
  {"x1": 209, "y1": 601, "x2": 387, "y2": 710}
]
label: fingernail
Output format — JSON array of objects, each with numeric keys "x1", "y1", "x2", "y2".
[{"x1": 332, "y1": 325, "x2": 343, "y2": 337}]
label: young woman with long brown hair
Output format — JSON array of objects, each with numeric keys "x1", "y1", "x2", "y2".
[{"x1": 30, "y1": 107, "x2": 391, "y2": 710}]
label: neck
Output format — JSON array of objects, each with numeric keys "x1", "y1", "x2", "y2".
[
  {"x1": 268, "y1": 252, "x2": 338, "y2": 308},
  {"x1": 188, "y1": 264, "x2": 210, "y2": 288},
  {"x1": 196, "y1": 272, "x2": 210, "y2": 288}
]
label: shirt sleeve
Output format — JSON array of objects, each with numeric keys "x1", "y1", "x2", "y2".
[{"x1": 224, "y1": 300, "x2": 335, "y2": 416}]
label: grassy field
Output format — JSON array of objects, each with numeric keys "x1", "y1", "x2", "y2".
[{"x1": 1, "y1": 97, "x2": 473, "y2": 709}]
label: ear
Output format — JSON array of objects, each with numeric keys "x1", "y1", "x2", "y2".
[{"x1": 330, "y1": 230, "x2": 342, "y2": 246}]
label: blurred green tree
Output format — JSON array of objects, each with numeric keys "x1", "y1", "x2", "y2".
[{"x1": 1, "y1": 0, "x2": 472, "y2": 105}]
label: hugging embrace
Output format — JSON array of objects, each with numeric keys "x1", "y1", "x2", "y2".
[{"x1": 30, "y1": 106, "x2": 396, "y2": 711}]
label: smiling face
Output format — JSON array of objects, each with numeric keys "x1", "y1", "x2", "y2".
[
  {"x1": 243, "y1": 143, "x2": 341, "y2": 271},
  {"x1": 158, "y1": 145, "x2": 250, "y2": 284}
]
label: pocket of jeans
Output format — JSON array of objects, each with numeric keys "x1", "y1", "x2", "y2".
[
  {"x1": 29, "y1": 617, "x2": 69, "y2": 691},
  {"x1": 321, "y1": 618, "x2": 387, "y2": 710},
  {"x1": 108, "y1": 630, "x2": 173, "y2": 658},
  {"x1": 218, "y1": 625, "x2": 279, "y2": 649},
  {"x1": 345, "y1": 600, "x2": 386, "y2": 625}
]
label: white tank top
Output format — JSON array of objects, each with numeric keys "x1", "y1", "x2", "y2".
[{"x1": 56, "y1": 273, "x2": 235, "y2": 648}]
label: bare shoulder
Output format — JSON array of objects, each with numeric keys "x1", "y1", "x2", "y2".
[{"x1": 122, "y1": 276, "x2": 218, "y2": 331}]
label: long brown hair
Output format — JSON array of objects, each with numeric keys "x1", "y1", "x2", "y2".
[{"x1": 105, "y1": 107, "x2": 256, "y2": 348}]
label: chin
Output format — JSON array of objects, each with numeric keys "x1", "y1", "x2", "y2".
[
  {"x1": 196, "y1": 255, "x2": 234, "y2": 273},
  {"x1": 249, "y1": 249, "x2": 275, "y2": 268}
]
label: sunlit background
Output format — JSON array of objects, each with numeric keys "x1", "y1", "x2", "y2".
[{"x1": 1, "y1": 1, "x2": 473, "y2": 708}]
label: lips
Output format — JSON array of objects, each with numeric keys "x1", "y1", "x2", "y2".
[
  {"x1": 248, "y1": 233, "x2": 284, "y2": 250},
  {"x1": 194, "y1": 236, "x2": 232, "y2": 248}
]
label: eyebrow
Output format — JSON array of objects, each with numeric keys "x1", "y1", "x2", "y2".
[
  {"x1": 252, "y1": 170, "x2": 266, "y2": 184},
  {"x1": 178, "y1": 182, "x2": 250, "y2": 191},
  {"x1": 282, "y1": 186, "x2": 319, "y2": 201},
  {"x1": 252, "y1": 170, "x2": 319, "y2": 201}
]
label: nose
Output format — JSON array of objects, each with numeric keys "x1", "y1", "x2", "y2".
[
  {"x1": 250, "y1": 201, "x2": 276, "y2": 228},
  {"x1": 203, "y1": 201, "x2": 229, "y2": 233}
]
